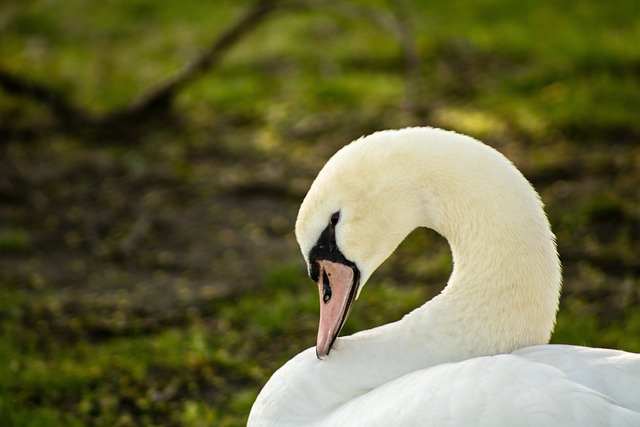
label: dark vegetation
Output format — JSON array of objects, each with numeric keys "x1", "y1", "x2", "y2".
[{"x1": 1, "y1": 0, "x2": 639, "y2": 425}]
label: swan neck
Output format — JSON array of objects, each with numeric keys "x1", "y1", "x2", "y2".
[{"x1": 413, "y1": 140, "x2": 562, "y2": 355}]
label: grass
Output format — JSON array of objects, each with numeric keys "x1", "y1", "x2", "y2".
[
  {"x1": 2, "y1": 268, "x2": 639, "y2": 426},
  {"x1": 1, "y1": 0, "x2": 639, "y2": 425}
]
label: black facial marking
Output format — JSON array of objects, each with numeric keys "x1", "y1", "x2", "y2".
[
  {"x1": 308, "y1": 211, "x2": 361, "y2": 356},
  {"x1": 308, "y1": 211, "x2": 357, "y2": 282}
]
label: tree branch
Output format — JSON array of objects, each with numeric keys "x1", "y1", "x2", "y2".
[
  {"x1": 0, "y1": 0, "x2": 282, "y2": 130},
  {"x1": 0, "y1": 67, "x2": 90, "y2": 123},
  {"x1": 0, "y1": 0, "x2": 424, "y2": 134},
  {"x1": 106, "y1": 0, "x2": 282, "y2": 121}
]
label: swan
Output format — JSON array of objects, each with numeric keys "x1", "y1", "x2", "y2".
[{"x1": 248, "y1": 127, "x2": 640, "y2": 426}]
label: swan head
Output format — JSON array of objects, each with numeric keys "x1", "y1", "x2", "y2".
[
  {"x1": 296, "y1": 127, "x2": 562, "y2": 360},
  {"x1": 296, "y1": 130, "x2": 434, "y2": 358}
]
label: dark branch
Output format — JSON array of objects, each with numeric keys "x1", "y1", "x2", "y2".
[
  {"x1": 0, "y1": 67, "x2": 90, "y2": 123},
  {"x1": 0, "y1": 0, "x2": 282, "y2": 130},
  {"x1": 0, "y1": 0, "x2": 423, "y2": 135},
  {"x1": 106, "y1": 0, "x2": 282, "y2": 122}
]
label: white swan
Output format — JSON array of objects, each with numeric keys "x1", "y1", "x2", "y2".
[{"x1": 248, "y1": 127, "x2": 640, "y2": 426}]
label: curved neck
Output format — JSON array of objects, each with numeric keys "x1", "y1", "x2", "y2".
[
  {"x1": 428, "y1": 147, "x2": 561, "y2": 355},
  {"x1": 325, "y1": 136, "x2": 561, "y2": 393},
  {"x1": 250, "y1": 130, "x2": 562, "y2": 425}
]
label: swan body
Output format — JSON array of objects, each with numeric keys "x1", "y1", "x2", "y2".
[{"x1": 248, "y1": 127, "x2": 640, "y2": 426}]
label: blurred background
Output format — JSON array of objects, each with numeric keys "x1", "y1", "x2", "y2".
[{"x1": 1, "y1": 0, "x2": 639, "y2": 425}]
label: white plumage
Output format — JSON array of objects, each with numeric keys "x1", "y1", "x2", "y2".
[{"x1": 248, "y1": 127, "x2": 640, "y2": 426}]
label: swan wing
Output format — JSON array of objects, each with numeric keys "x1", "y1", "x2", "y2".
[
  {"x1": 514, "y1": 344, "x2": 640, "y2": 412},
  {"x1": 320, "y1": 351, "x2": 640, "y2": 427}
]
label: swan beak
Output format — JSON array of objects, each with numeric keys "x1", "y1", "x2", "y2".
[{"x1": 316, "y1": 259, "x2": 358, "y2": 359}]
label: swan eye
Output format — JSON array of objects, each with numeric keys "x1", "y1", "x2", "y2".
[{"x1": 330, "y1": 212, "x2": 340, "y2": 227}]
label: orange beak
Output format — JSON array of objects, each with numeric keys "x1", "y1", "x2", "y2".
[{"x1": 315, "y1": 259, "x2": 359, "y2": 358}]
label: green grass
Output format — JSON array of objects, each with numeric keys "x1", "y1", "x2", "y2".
[
  {"x1": 553, "y1": 309, "x2": 640, "y2": 352},
  {"x1": 0, "y1": 265, "x2": 301, "y2": 426},
  {"x1": 2, "y1": 272, "x2": 639, "y2": 426}
]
